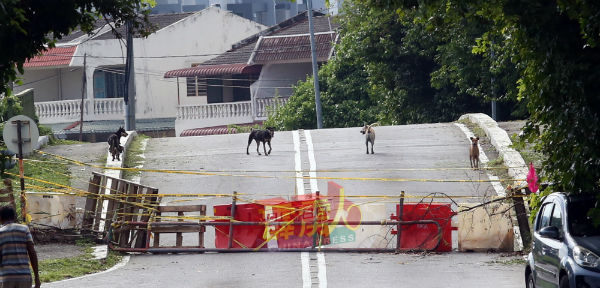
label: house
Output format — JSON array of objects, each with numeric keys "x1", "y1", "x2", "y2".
[
  {"x1": 13, "y1": 6, "x2": 266, "y2": 136},
  {"x1": 164, "y1": 11, "x2": 339, "y2": 136}
]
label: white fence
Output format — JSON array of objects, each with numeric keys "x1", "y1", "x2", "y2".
[
  {"x1": 35, "y1": 97, "x2": 289, "y2": 135},
  {"x1": 175, "y1": 97, "x2": 288, "y2": 136},
  {"x1": 35, "y1": 98, "x2": 125, "y2": 124}
]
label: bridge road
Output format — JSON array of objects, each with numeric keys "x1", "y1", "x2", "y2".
[{"x1": 43, "y1": 124, "x2": 523, "y2": 288}]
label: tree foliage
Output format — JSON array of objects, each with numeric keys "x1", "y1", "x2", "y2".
[
  {"x1": 269, "y1": 0, "x2": 600, "y2": 222},
  {"x1": 268, "y1": 0, "x2": 525, "y2": 130},
  {"x1": 0, "y1": 0, "x2": 154, "y2": 96},
  {"x1": 363, "y1": 0, "x2": 600, "y2": 223}
]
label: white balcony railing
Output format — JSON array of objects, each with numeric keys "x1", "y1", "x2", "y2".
[
  {"x1": 174, "y1": 97, "x2": 289, "y2": 136},
  {"x1": 35, "y1": 98, "x2": 125, "y2": 124},
  {"x1": 177, "y1": 101, "x2": 252, "y2": 120},
  {"x1": 254, "y1": 97, "x2": 288, "y2": 120},
  {"x1": 35, "y1": 96, "x2": 289, "y2": 133}
]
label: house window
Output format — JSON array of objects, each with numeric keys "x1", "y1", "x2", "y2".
[
  {"x1": 185, "y1": 74, "x2": 258, "y2": 103},
  {"x1": 232, "y1": 74, "x2": 253, "y2": 102},
  {"x1": 186, "y1": 77, "x2": 207, "y2": 97},
  {"x1": 93, "y1": 67, "x2": 125, "y2": 99},
  {"x1": 207, "y1": 78, "x2": 223, "y2": 104}
]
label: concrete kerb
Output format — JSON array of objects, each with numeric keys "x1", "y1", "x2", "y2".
[
  {"x1": 93, "y1": 130, "x2": 137, "y2": 260},
  {"x1": 459, "y1": 113, "x2": 528, "y2": 187},
  {"x1": 459, "y1": 113, "x2": 530, "y2": 251}
]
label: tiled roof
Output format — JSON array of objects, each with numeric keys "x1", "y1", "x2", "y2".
[
  {"x1": 93, "y1": 12, "x2": 194, "y2": 40},
  {"x1": 179, "y1": 122, "x2": 262, "y2": 137},
  {"x1": 200, "y1": 44, "x2": 256, "y2": 66},
  {"x1": 24, "y1": 46, "x2": 76, "y2": 68},
  {"x1": 55, "y1": 20, "x2": 109, "y2": 44},
  {"x1": 177, "y1": 12, "x2": 338, "y2": 69},
  {"x1": 251, "y1": 32, "x2": 335, "y2": 64},
  {"x1": 164, "y1": 63, "x2": 261, "y2": 78}
]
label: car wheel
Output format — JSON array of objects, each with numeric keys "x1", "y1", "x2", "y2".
[
  {"x1": 526, "y1": 272, "x2": 535, "y2": 288},
  {"x1": 559, "y1": 275, "x2": 569, "y2": 288}
]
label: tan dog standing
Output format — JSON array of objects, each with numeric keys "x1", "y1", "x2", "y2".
[
  {"x1": 469, "y1": 136, "x2": 480, "y2": 169},
  {"x1": 360, "y1": 123, "x2": 378, "y2": 154}
]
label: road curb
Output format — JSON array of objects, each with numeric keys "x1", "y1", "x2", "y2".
[
  {"x1": 459, "y1": 113, "x2": 529, "y2": 252},
  {"x1": 94, "y1": 130, "x2": 137, "y2": 260},
  {"x1": 459, "y1": 113, "x2": 528, "y2": 187}
]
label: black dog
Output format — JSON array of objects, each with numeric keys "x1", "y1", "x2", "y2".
[
  {"x1": 107, "y1": 127, "x2": 128, "y2": 161},
  {"x1": 246, "y1": 127, "x2": 275, "y2": 156}
]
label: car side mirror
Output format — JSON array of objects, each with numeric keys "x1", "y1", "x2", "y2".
[{"x1": 539, "y1": 226, "x2": 560, "y2": 240}]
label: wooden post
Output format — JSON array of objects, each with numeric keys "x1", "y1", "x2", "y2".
[
  {"x1": 92, "y1": 175, "x2": 108, "y2": 232},
  {"x1": 396, "y1": 191, "x2": 405, "y2": 252},
  {"x1": 103, "y1": 178, "x2": 120, "y2": 233},
  {"x1": 136, "y1": 187, "x2": 158, "y2": 249},
  {"x1": 83, "y1": 174, "x2": 102, "y2": 231},
  {"x1": 15, "y1": 120, "x2": 26, "y2": 223},
  {"x1": 513, "y1": 191, "x2": 531, "y2": 248},
  {"x1": 227, "y1": 191, "x2": 237, "y2": 249},
  {"x1": 199, "y1": 205, "x2": 206, "y2": 248}
]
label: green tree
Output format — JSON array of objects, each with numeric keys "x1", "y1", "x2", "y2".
[
  {"x1": 364, "y1": 0, "x2": 600, "y2": 223},
  {"x1": 0, "y1": 0, "x2": 155, "y2": 96},
  {"x1": 268, "y1": 0, "x2": 525, "y2": 130}
]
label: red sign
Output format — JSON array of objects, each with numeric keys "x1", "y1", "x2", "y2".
[
  {"x1": 527, "y1": 162, "x2": 539, "y2": 193},
  {"x1": 270, "y1": 199, "x2": 330, "y2": 248}
]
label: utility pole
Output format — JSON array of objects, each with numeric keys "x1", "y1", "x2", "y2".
[
  {"x1": 307, "y1": 0, "x2": 323, "y2": 129},
  {"x1": 79, "y1": 53, "x2": 86, "y2": 141},
  {"x1": 124, "y1": 19, "x2": 136, "y2": 131},
  {"x1": 490, "y1": 40, "x2": 497, "y2": 121}
]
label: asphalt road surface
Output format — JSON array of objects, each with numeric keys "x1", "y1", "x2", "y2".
[{"x1": 43, "y1": 123, "x2": 524, "y2": 288}]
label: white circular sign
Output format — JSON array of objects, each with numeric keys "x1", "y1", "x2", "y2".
[{"x1": 2, "y1": 115, "x2": 39, "y2": 156}]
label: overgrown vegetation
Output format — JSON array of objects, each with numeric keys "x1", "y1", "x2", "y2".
[
  {"x1": 37, "y1": 239, "x2": 123, "y2": 283},
  {"x1": 48, "y1": 139, "x2": 85, "y2": 146},
  {"x1": 227, "y1": 124, "x2": 262, "y2": 134},
  {"x1": 6, "y1": 153, "x2": 70, "y2": 190},
  {"x1": 122, "y1": 134, "x2": 150, "y2": 180}
]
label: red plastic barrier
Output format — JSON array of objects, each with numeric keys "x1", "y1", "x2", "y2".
[
  {"x1": 214, "y1": 203, "x2": 265, "y2": 248},
  {"x1": 396, "y1": 203, "x2": 453, "y2": 252}
]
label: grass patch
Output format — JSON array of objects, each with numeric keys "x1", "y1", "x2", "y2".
[
  {"x1": 509, "y1": 133, "x2": 546, "y2": 168},
  {"x1": 6, "y1": 153, "x2": 70, "y2": 190},
  {"x1": 48, "y1": 138, "x2": 86, "y2": 146},
  {"x1": 227, "y1": 124, "x2": 262, "y2": 134},
  {"x1": 122, "y1": 134, "x2": 150, "y2": 180},
  {"x1": 457, "y1": 119, "x2": 486, "y2": 139},
  {"x1": 38, "y1": 240, "x2": 123, "y2": 283},
  {"x1": 486, "y1": 156, "x2": 513, "y2": 188}
]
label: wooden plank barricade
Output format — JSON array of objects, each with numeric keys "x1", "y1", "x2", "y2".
[
  {"x1": 150, "y1": 205, "x2": 206, "y2": 249},
  {"x1": 81, "y1": 176, "x2": 444, "y2": 254},
  {"x1": 83, "y1": 172, "x2": 158, "y2": 249}
]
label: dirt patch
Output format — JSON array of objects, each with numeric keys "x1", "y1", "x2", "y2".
[
  {"x1": 36, "y1": 243, "x2": 85, "y2": 261},
  {"x1": 497, "y1": 120, "x2": 526, "y2": 140}
]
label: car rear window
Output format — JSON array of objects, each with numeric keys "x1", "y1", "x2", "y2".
[{"x1": 568, "y1": 199, "x2": 599, "y2": 237}]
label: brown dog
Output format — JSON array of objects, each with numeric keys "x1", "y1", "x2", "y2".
[
  {"x1": 469, "y1": 136, "x2": 480, "y2": 169},
  {"x1": 360, "y1": 123, "x2": 377, "y2": 154}
]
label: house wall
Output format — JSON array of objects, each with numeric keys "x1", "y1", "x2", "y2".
[
  {"x1": 70, "y1": 6, "x2": 266, "y2": 119},
  {"x1": 251, "y1": 62, "x2": 313, "y2": 99},
  {"x1": 14, "y1": 68, "x2": 83, "y2": 102},
  {"x1": 58, "y1": 67, "x2": 84, "y2": 100}
]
